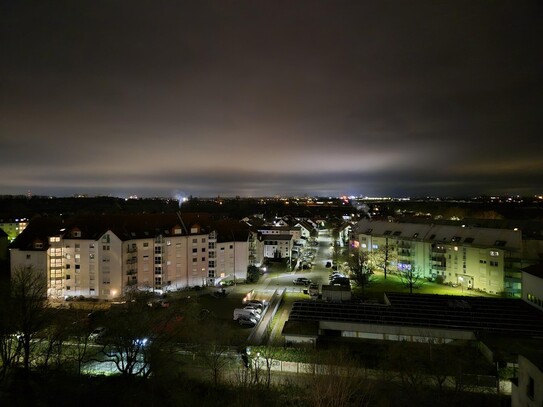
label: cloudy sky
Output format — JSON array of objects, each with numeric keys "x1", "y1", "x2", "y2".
[{"x1": 1, "y1": 1, "x2": 541, "y2": 198}]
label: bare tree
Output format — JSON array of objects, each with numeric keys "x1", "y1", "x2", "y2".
[
  {"x1": 306, "y1": 348, "x2": 372, "y2": 407},
  {"x1": 10, "y1": 265, "x2": 48, "y2": 375},
  {"x1": 101, "y1": 299, "x2": 155, "y2": 378},
  {"x1": 348, "y1": 250, "x2": 374, "y2": 296},
  {"x1": 196, "y1": 320, "x2": 234, "y2": 385},
  {"x1": 40, "y1": 320, "x2": 68, "y2": 371},
  {"x1": 0, "y1": 278, "x2": 22, "y2": 383},
  {"x1": 367, "y1": 241, "x2": 397, "y2": 279},
  {"x1": 251, "y1": 345, "x2": 282, "y2": 388},
  {"x1": 398, "y1": 266, "x2": 423, "y2": 294}
]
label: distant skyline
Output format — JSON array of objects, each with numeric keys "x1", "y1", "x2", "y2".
[{"x1": 1, "y1": 1, "x2": 542, "y2": 198}]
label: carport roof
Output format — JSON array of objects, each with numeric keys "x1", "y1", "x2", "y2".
[{"x1": 287, "y1": 292, "x2": 543, "y2": 337}]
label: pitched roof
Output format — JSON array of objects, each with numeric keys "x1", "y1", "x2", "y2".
[
  {"x1": 353, "y1": 219, "x2": 522, "y2": 250},
  {"x1": 10, "y1": 212, "x2": 251, "y2": 247}
]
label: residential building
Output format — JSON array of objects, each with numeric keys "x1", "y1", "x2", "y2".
[
  {"x1": 521, "y1": 264, "x2": 543, "y2": 312},
  {"x1": 0, "y1": 218, "x2": 29, "y2": 242},
  {"x1": 10, "y1": 213, "x2": 251, "y2": 299},
  {"x1": 351, "y1": 219, "x2": 523, "y2": 296},
  {"x1": 512, "y1": 353, "x2": 543, "y2": 407}
]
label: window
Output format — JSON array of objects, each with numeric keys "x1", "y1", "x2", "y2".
[
  {"x1": 230, "y1": 245, "x2": 233, "y2": 249},
  {"x1": 372, "y1": 244, "x2": 378, "y2": 249},
  {"x1": 103, "y1": 245, "x2": 110, "y2": 251},
  {"x1": 26, "y1": 254, "x2": 31, "y2": 259},
  {"x1": 202, "y1": 238, "x2": 206, "y2": 243},
  {"x1": 75, "y1": 265, "x2": 80, "y2": 270},
  {"x1": 192, "y1": 238, "x2": 197, "y2": 244},
  {"x1": 154, "y1": 256, "x2": 161, "y2": 265},
  {"x1": 89, "y1": 243, "x2": 95, "y2": 249},
  {"x1": 527, "y1": 376, "x2": 534, "y2": 399},
  {"x1": 490, "y1": 251, "x2": 499, "y2": 257},
  {"x1": 35, "y1": 242, "x2": 43, "y2": 249},
  {"x1": 66, "y1": 264, "x2": 71, "y2": 269},
  {"x1": 89, "y1": 253, "x2": 95, "y2": 259},
  {"x1": 66, "y1": 275, "x2": 71, "y2": 280},
  {"x1": 201, "y1": 248, "x2": 206, "y2": 252},
  {"x1": 143, "y1": 242, "x2": 149, "y2": 248},
  {"x1": 192, "y1": 258, "x2": 197, "y2": 263},
  {"x1": 49, "y1": 237, "x2": 60, "y2": 243},
  {"x1": 192, "y1": 248, "x2": 197, "y2": 253},
  {"x1": 166, "y1": 240, "x2": 171, "y2": 246},
  {"x1": 202, "y1": 257, "x2": 205, "y2": 262}
]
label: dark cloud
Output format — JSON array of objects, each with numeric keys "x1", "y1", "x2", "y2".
[{"x1": 1, "y1": 1, "x2": 541, "y2": 198}]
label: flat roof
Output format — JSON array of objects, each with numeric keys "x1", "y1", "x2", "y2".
[{"x1": 288, "y1": 292, "x2": 543, "y2": 337}]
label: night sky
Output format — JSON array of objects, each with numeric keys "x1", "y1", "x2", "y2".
[{"x1": 1, "y1": 1, "x2": 542, "y2": 198}]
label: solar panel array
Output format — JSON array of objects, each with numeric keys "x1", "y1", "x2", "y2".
[{"x1": 288, "y1": 293, "x2": 543, "y2": 337}]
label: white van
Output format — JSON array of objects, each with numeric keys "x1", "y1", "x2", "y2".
[{"x1": 233, "y1": 308, "x2": 261, "y2": 321}]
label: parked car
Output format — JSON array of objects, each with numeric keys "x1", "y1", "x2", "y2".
[
  {"x1": 233, "y1": 308, "x2": 261, "y2": 321},
  {"x1": 244, "y1": 305, "x2": 262, "y2": 314},
  {"x1": 89, "y1": 327, "x2": 106, "y2": 341},
  {"x1": 293, "y1": 277, "x2": 312, "y2": 286},
  {"x1": 238, "y1": 316, "x2": 258, "y2": 327},
  {"x1": 245, "y1": 300, "x2": 264, "y2": 309},
  {"x1": 330, "y1": 277, "x2": 351, "y2": 287},
  {"x1": 329, "y1": 272, "x2": 344, "y2": 280}
]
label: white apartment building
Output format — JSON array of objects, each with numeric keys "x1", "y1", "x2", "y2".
[
  {"x1": 10, "y1": 214, "x2": 251, "y2": 299},
  {"x1": 258, "y1": 226, "x2": 302, "y2": 243},
  {"x1": 352, "y1": 219, "x2": 523, "y2": 296},
  {"x1": 260, "y1": 234, "x2": 294, "y2": 260}
]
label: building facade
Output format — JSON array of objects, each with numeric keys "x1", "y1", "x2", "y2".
[
  {"x1": 10, "y1": 214, "x2": 251, "y2": 299},
  {"x1": 351, "y1": 219, "x2": 523, "y2": 296}
]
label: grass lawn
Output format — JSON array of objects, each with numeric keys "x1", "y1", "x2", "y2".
[{"x1": 357, "y1": 273, "x2": 497, "y2": 301}]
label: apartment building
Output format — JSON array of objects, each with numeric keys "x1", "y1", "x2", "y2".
[
  {"x1": 0, "y1": 218, "x2": 29, "y2": 242},
  {"x1": 10, "y1": 213, "x2": 251, "y2": 299},
  {"x1": 351, "y1": 219, "x2": 523, "y2": 296}
]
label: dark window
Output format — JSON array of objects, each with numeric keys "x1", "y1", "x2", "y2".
[{"x1": 527, "y1": 376, "x2": 534, "y2": 399}]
